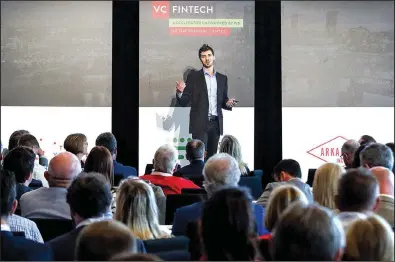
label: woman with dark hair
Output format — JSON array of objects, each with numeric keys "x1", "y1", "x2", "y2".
[
  {"x1": 84, "y1": 146, "x2": 115, "y2": 214},
  {"x1": 200, "y1": 187, "x2": 260, "y2": 261}
]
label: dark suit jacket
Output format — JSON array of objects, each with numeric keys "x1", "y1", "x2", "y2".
[
  {"x1": 16, "y1": 184, "x2": 32, "y2": 202},
  {"x1": 48, "y1": 226, "x2": 146, "y2": 261},
  {"x1": 176, "y1": 69, "x2": 230, "y2": 135},
  {"x1": 172, "y1": 201, "x2": 268, "y2": 237},
  {"x1": 113, "y1": 160, "x2": 137, "y2": 186},
  {"x1": 0, "y1": 230, "x2": 52, "y2": 261},
  {"x1": 173, "y1": 160, "x2": 204, "y2": 178}
]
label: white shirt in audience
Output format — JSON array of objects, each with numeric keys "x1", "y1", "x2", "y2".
[
  {"x1": 8, "y1": 214, "x2": 43, "y2": 243},
  {"x1": 33, "y1": 161, "x2": 48, "y2": 188}
]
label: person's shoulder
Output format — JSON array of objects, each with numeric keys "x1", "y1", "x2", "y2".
[
  {"x1": 10, "y1": 214, "x2": 35, "y2": 226},
  {"x1": 177, "y1": 201, "x2": 203, "y2": 214},
  {"x1": 48, "y1": 227, "x2": 82, "y2": 246},
  {"x1": 216, "y1": 71, "x2": 227, "y2": 78},
  {"x1": 20, "y1": 187, "x2": 43, "y2": 200},
  {"x1": 2, "y1": 234, "x2": 52, "y2": 257}
]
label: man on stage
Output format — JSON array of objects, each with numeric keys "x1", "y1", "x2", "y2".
[{"x1": 176, "y1": 44, "x2": 237, "y2": 159}]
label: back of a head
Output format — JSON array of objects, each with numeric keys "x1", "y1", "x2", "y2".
[
  {"x1": 76, "y1": 220, "x2": 135, "y2": 261},
  {"x1": 8, "y1": 130, "x2": 30, "y2": 151},
  {"x1": 203, "y1": 153, "x2": 241, "y2": 195},
  {"x1": 115, "y1": 179, "x2": 164, "y2": 240},
  {"x1": 359, "y1": 135, "x2": 376, "y2": 145},
  {"x1": 219, "y1": 135, "x2": 242, "y2": 160},
  {"x1": 47, "y1": 151, "x2": 82, "y2": 187},
  {"x1": 201, "y1": 187, "x2": 256, "y2": 261},
  {"x1": 67, "y1": 172, "x2": 112, "y2": 220},
  {"x1": 265, "y1": 185, "x2": 309, "y2": 231},
  {"x1": 63, "y1": 133, "x2": 87, "y2": 155},
  {"x1": 360, "y1": 143, "x2": 394, "y2": 170},
  {"x1": 111, "y1": 253, "x2": 162, "y2": 261},
  {"x1": 17, "y1": 134, "x2": 40, "y2": 149},
  {"x1": 341, "y1": 140, "x2": 360, "y2": 167},
  {"x1": 313, "y1": 162, "x2": 345, "y2": 210},
  {"x1": 84, "y1": 146, "x2": 114, "y2": 186},
  {"x1": 95, "y1": 132, "x2": 117, "y2": 155},
  {"x1": 336, "y1": 168, "x2": 379, "y2": 212},
  {"x1": 386, "y1": 142, "x2": 395, "y2": 172},
  {"x1": 3, "y1": 146, "x2": 36, "y2": 184},
  {"x1": 344, "y1": 214, "x2": 394, "y2": 261},
  {"x1": 0, "y1": 169, "x2": 17, "y2": 218},
  {"x1": 273, "y1": 159, "x2": 302, "y2": 179},
  {"x1": 186, "y1": 139, "x2": 205, "y2": 161},
  {"x1": 352, "y1": 143, "x2": 370, "y2": 168},
  {"x1": 153, "y1": 144, "x2": 178, "y2": 174},
  {"x1": 272, "y1": 202, "x2": 345, "y2": 261}
]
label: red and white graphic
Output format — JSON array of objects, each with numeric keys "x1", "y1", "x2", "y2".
[
  {"x1": 307, "y1": 136, "x2": 348, "y2": 164},
  {"x1": 152, "y1": 1, "x2": 169, "y2": 19}
]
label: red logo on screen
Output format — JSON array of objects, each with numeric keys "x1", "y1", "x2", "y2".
[
  {"x1": 307, "y1": 136, "x2": 348, "y2": 163},
  {"x1": 152, "y1": 1, "x2": 169, "y2": 19}
]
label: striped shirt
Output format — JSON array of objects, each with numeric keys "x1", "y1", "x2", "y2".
[{"x1": 8, "y1": 214, "x2": 43, "y2": 243}]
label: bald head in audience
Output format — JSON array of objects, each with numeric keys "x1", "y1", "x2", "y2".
[{"x1": 44, "y1": 152, "x2": 81, "y2": 188}]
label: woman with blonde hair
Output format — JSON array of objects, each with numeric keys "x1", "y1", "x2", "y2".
[
  {"x1": 343, "y1": 214, "x2": 394, "y2": 261},
  {"x1": 115, "y1": 179, "x2": 171, "y2": 240},
  {"x1": 264, "y1": 185, "x2": 309, "y2": 233},
  {"x1": 218, "y1": 135, "x2": 250, "y2": 176},
  {"x1": 313, "y1": 162, "x2": 345, "y2": 210}
]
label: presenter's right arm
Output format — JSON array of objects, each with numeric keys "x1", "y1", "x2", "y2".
[{"x1": 176, "y1": 74, "x2": 193, "y2": 107}]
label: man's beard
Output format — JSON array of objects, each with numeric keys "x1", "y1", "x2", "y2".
[{"x1": 202, "y1": 61, "x2": 213, "y2": 68}]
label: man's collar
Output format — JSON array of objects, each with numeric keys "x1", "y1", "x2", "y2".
[
  {"x1": 76, "y1": 215, "x2": 112, "y2": 228},
  {"x1": 203, "y1": 67, "x2": 216, "y2": 75},
  {"x1": 150, "y1": 171, "x2": 172, "y2": 177}
]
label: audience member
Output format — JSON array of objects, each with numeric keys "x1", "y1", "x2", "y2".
[
  {"x1": 343, "y1": 214, "x2": 394, "y2": 261},
  {"x1": 351, "y1": 143, "x2": 370, "y2": 168},
  {"x1": 313, "y1": 163, "x2": 345, "y2": 210},
  {"x1": 48, "y1": 173, "x2": 145, "y2": 260},
  {"x1": 335, "y1": 168, "x2": 379, "y2": 231},
  {"x1": 3, "y1": 147, "x2": 35, "y2": 203},
  {"x1": 370, "y1": 166, "x2": 394, "y2": 227},
  {"x1": 341, "y1": 140, "x2": 360, "y2": 169},
  {"x1": 201, "y1": 187, "x2": 260, "y2": 261},
  {"x1": 96, "y1": 132, "x2": 137, "y2": 185},
  {"x1": 75, "y1": 220, "x2": 138, "y2": 261},
  {"x1": 218, "y1": 135, "x2": 250, "y2": 176},
  {"x1": 141, "y1": 145, "x2": 200, "y2": 195},
  {"x1": 271, "y1": 202, "x2": 345, "y2": 261},
  {"x1": 172, "y1": 153, "x2": 268, "y2": 236},
  {"x1": 111, "y1": 253, "x2": 162, "y2": 261},
  {"x1": 256, "y1": 159, "x2": 313, "y2": 207},
  {"x1": 7, "y1": 130, "x2": 30, "y2": 152},
  {"x1": 264, "y1": 185, "x2": 308, "y2": 233},
  {"x1": 173, "y1": 139, "x2": 205, "y2": 179},
  {"x1": 18, "y1": 134, "x2": 48, "y2": 187},
  {"x1": 20, "y1": 152, "x2": 81, "y2": 219},
  {"x1": 386, "y1": 142, "x2": 395, "y2": 172},
  {"x1": 360, "y1": 143, "x2": 394, "y2": 170},
  {"x1": 115, "y1": 179, "x2": 171, "y2": 240},
  {"x1": 358, "y1": 135, "x2": 376, "y2": 145},
  {"x1": 63, "y1": 133, "x2": 88, "y2": 168},
  {"x1": 0, "y1": 169, "x2": 52, "y2": 260}
]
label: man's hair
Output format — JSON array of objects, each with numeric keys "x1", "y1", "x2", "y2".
[
  {"x1": 76, "y1": 220, "x2": 136, "y2": 261},
  {"x1": 360, "y1": 143, "x2": 394, "y2": 170},
  {"x1": 198, "y1": 44, "x2": 214, "y2": 58},
  {"x1": 96, "y1": 132, "x2": 117, "y2": 155},
  {"x1": 341, "y1": 139, "x2": 360, "y2": 155},
  {"x1": 359, "y1": 135, "x2": 376, "y2": 145},
  {"x1": 186, "y1": 139, "x2": 205, "y2": 161},
  {"x1": 153, "y1": 145, "x2": 178, "y2": 174},
  {"x1": 203, "y1": 153, "x2": 241, "y2": 196},
  {"x1": 3, "y1": 146, "x2": 36, "y2": 183},
  {"x1": 17, "y1": 134, "x2": 40, "y2": 148},
  {"x1": 8, "y1": 130, "x2": 30, "y2": 151},
  {"x1": 201, "y1": 187, "x2": 256, "y2": 261},
  {"x1": 272, "y1": 159, "x2": 302, "y2": 179},
  {"x1": 0, "y1": 169, "x2": 17, "y2": 218},
  {"x1": 272, "y1": 202, "x2": 345, "y2": 261},
  {"x1": 337, "y1": 168, "x2": 379, "y2": 212},
  {"x1": 66, "y1": 172, "x2": 112, "y2": 219}
]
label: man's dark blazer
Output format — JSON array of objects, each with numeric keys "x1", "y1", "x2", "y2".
[
  {"x1": 176, "y1": 69, "x2": 230, "y2": 135},
  {"x1": 47, "y1": 226, "x2": 146, "y2": 261},
  {"x1": 173, "y1": 160, "x2": 204, "y2": 179},
  {"x1": 0, "y1": 230, "x2": 53, "y2": 261}
]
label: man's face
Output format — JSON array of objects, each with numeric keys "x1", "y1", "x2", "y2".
[{"x1": 200, "y1": 50, "x2": 215, "y2": 68}]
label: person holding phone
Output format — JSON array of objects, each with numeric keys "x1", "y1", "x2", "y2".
[{"x1": 176, "y1": 44, "x2": 238, "y2": 159}]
